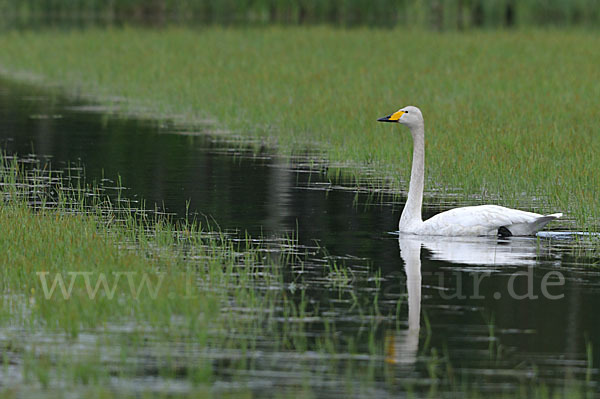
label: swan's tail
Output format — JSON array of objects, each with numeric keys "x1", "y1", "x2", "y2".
[
  {"x1": 534, "y1": 213, "x2": 563, "y2": 231},
  {"x1": 507, "y1": 213, "x2": 562, "y2": 236}
]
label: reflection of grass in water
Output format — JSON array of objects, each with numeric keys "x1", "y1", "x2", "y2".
[
  {"x1": 0, "y1": 27, "x2": 599, "y2": 230},
  {"x1": 0, "y1": 155, "x2": 389, "y2": 396}
]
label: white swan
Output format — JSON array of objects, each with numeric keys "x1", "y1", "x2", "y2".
[{"x1": 378, "y1": 106, "x2": 562, "y2": 236}]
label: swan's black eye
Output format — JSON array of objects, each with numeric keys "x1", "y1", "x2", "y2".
[{"x1": 405, "y1": 111, "x2": 409, "y2": 114}]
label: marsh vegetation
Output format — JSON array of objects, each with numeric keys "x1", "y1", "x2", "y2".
[
  {"x1": 1, "y1": 12, "x2": 599, "y2": 398},
  {"x1": 1, "y1": 82, "x2": 599, "y2": 397},
  {"x1": 2, "y1": 0, "x2": 599, "y2": 28},
  {"x1": 0, "y1": 27, "x2": 598, "y2": 229}
]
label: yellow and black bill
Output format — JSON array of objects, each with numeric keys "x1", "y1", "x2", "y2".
[{"x1": 377, "y1": 110, "x2": 405, "y2": 123}]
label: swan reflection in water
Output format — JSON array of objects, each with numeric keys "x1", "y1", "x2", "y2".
[{"x1": 385, "y1": 233, "x2": 550, "y2": 366}]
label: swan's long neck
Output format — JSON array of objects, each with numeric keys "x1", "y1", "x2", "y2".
[{"x1": 399, "y1": 123, "x2": 425, "y2": 231}]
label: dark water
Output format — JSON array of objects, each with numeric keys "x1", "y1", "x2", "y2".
[{"x1": 1, "y1": 78, "x2": 599, "y2": 396}]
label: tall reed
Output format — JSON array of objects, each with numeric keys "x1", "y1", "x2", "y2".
[{"x1": 1, "y1": 0, "x2": 599, "y2": 29}]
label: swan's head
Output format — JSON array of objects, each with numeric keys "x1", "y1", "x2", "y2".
[{"x1": 377, "y1": 106, "x2": 423, "y2": 128}]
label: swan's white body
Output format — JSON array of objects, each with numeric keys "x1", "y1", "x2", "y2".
[
  {"x1": 378, "y1": 106, "x2": 561, "y2": 236},
  {"x1": 406, "y1": 204, "x2": 562, "y2": 236}
]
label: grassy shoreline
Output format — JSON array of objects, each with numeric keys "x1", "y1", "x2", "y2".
[
  {"x1": 1, "y1": 89, "x2": 597, "y2": 395},
  {"x1": 0, "y1": 156, "x2": 278, "y2": 394},
  {"x1": 0, "y1": 27, "x2": 598, "y2": 229},
  {"x1": 0, "y1": 155, "x2": 393, "y2": 396},
  {"x1": 1, "y1": 161, "x2": 594, "y2": 397}
]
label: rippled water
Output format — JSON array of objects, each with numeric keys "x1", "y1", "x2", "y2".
[{"x1": 1, "y1": 78, "x2": 599, "y2": 397}]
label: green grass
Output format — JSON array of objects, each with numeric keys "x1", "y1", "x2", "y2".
[
  {"x1": 0, "y1": 157, "x2": 241, "y2": 393},
  {"x1": 0, "y1": 27, "x2": 597, "y2": 230},
  {"x1": 0, "y1": 156, "x2": 251, "y2": 393},
  {"x1": 0, "y1": 155, "x2": 394, "y2": 396},
  {"x1": 0, "y1": 153, "x2": 596, "y2": 395}
]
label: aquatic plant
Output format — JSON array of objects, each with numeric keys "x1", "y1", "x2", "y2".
[
  {"x1": 0, "y1": 27, "x2": 597, "y2": 230},
  {"x1": 0, "y1": 154, "x2": 392, "y2": 396}
]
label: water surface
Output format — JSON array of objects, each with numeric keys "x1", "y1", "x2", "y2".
[{"x1": 1, "y1": 78, "x2": 599, "y2": 397}]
